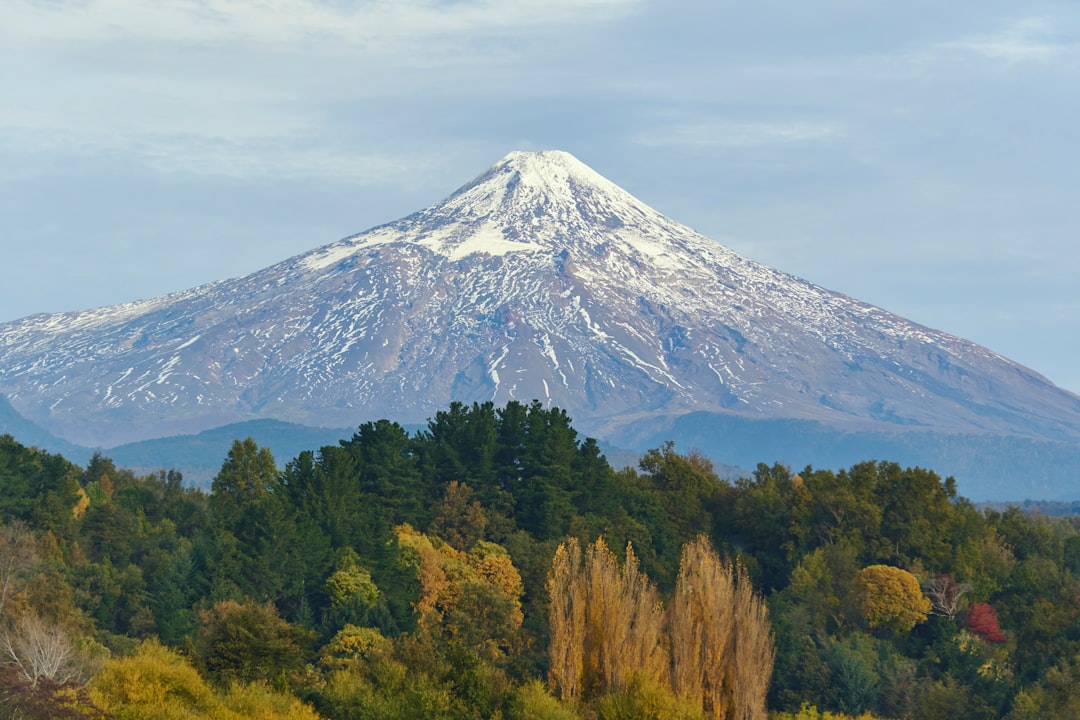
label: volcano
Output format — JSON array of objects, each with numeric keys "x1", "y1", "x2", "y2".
[{"x1": 2, "y1": 150, "x2": 1079, "y2": 497}]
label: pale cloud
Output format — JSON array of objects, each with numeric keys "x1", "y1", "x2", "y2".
[
  {"x1": 633, "y1": 120, "x2": 845, "y2": 150},
  {"x1": 0, "y1": 0, "x2": 642, "y2": 183},
  {"x1": 138, "y1": 139, "x2": 436, "y2": 184},
  {"x1": 939, "y1": 16, "x2": 1080, "y2": 63},
  {"x1": 960, "y1": 39, "x2": 1074, "y2": 63},
  {"x1": 6, "y1": 0, "x2": 640, "y2": 48}
]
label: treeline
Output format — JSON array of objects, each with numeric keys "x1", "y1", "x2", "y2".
[{"x1": 1, "y1": 401, "x2": 1080, "y2": 718}]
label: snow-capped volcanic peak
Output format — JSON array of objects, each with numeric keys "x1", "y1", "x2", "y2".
[
  {"x1": 301, "y1": 150, "x2": 696, "y2": 272},
  {"x1": 2, "y1": 149, "x2": 1080, "y2": 452},
  {"x1": 441, "y1": 149, "x2": 642, "y2": 220}
]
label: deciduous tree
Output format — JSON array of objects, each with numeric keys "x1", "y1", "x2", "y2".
[
  {"x1": 546, "y1": 537, "x2": 666, "y2": 701},
  {"x1": 191, "y1": 600, "x2": 315, "y2": 686},
  {"x1": 0, "y1": 520, "x2": 36, "y2": 618},
  {"x1": 669, "y1": 536, "x2": 735, "y2": 717},
  {"x1": 852, "y1": 565, "x2": 931, "y2": 635},
  {"x1": 924, "y1": 574, "x2": 970, "y2": 620},
  {"x1": 0, "y1": 613, "x2": 85, "y2": 687},
  {"x1": 966, "y1": 602, "x2": 1006, "y2": 643},
  {"x1": 669, "y1": 536, "x2": 774, "y2": 720}
]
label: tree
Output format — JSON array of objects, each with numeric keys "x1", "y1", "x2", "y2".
[
  {"x1": 0, "y1": 436, "x2": 82, "y2": 542},
  {"x1": 90, "y1": 638, "x2": 322, "y2": 719},
  {"x1": 0, "y1": 663, "x2": 99, "y2": 720},
  {"x1": 966, "y1": 602, "x2": 1006, "y2": 643},
  {"x1": 547, "y1": 538, "x2": 586, "y2": 702},
  {"x1": 802, "y1": 466, "x2": 881, "y2": 554},
  {"x1": 669, "y1": 536, "x2": 736, "y2": 718},
  {"x1": 0, "y1": 520, "x2": 37, "y2": 618},
  {"x1": 323, "y1": 547, "x2": 384, "y2": 630},
  {"x1": 669, "y1": 536, "x2": 774, "y2": 720},
  {"x1": 209, "y1": 438, "x2": 279, "y2": 528},
  {"x1": 351, "y1": 420, "x2": 427, "y2": 527},
  {"x1": 90, "y1": 638, "x2": 215, "y2": 716},
  {"x1": 205, "y1": 439, "x2": 302, "y2": 604},
  {"x1": 429, "y1": 481, "x2": 487, "y2": 551},
  {"x1": 546, "y1": 537, "x2": 666, "y2": 701},
  {"x1": 731, "y1": 557, "x2": 776, "y2": 720},
  {"x1": 548, "y1": 535, "x2": 773, "y2": 719},
  {"x1": 851, "y1": 565, "x2": 931, "y2": 635},
  {"x1": 326, "y1": 549, "x2": 380, "y2": 612},
  {"x1": 320, "y1": 624, "x2": 392, "y2": 670},
  {"x1": 0, "y1": 613, "x2": 86, "y2": 687},
  {"x1": 395, "y1": 525, "x2": 524, "y2": 661},
  {"x1": 782, "y1": 543, "x2": 859, "y2": 635},
  {"x1": 923, "y1": 573, "x2": 970, "y2": 620},
  {"x1": 728, "y1": 462, "x2": 806, "y2": 590},
  {"x1": 871, "y1": 463, "x2": 956, "y2": 567},
  {"x1": 191, "y1": 600, "x2": 315, "y2": 686}
]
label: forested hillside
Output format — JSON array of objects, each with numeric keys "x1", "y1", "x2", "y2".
[{"x1": 2, "y1": 401, "x2": 1079, "y2": 718}]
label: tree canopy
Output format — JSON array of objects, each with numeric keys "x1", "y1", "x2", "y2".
[{"x1": 1, "y1": 403, "x2": 1079, "y2": 719}]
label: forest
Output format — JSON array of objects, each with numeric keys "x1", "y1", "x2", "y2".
[{"x1": 2, "y1": 399, "x2": 1079, "y2": 719}]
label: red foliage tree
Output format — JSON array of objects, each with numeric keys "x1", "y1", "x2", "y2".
[{"x1": 967, "y1": 602, "x2": 1006, "y2": 643}]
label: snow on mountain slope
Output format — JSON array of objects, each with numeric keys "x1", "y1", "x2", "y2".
[{"x1": 2, "y1": 150, "x2": 1079, "y2": 450}]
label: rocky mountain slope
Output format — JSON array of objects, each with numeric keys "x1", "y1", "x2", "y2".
[{"x1": 2, "y1": 151, "x2": 1079, "y2": 496}]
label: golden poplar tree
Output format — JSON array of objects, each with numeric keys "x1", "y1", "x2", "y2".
[
  {"x1": 668, "y1": 536, "x2": 774, "y2": 720},
  {"x1": 547, "y1": 538, "x2": 586, "y2": 701},
  {"x1": 547, "y1": 538, "x2": 666, "y2": 701},
  {"x1": 669, "y1": 535, "x2": 736, "y2": 718},
  {"x1": 731, "y1": 562, "x2": 775, "y2": 720},
  {"x1": 548, "y1": 535, "x2": 774, "y2": 718}
]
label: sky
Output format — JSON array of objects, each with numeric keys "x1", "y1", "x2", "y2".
[{"x1": 2, "y1": 0, "x2": 1078, "y2": 395}]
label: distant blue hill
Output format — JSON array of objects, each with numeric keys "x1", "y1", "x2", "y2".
[
  {"x1": 633, "y1": 412, "x2": 1080, "y2": 502},
  {"x1": 106, "y1": 419, "x2": 364, "y2": 488},
  {"x1": 0, "y1": 394, "x2": 90, "y2": 461}
]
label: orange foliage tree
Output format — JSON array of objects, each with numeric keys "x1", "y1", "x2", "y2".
[{"x1": 394, "y1": 524, "x2": 524, "y2": 660}]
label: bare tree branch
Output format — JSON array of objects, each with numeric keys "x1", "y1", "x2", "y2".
[
  {"x1": 924, "y1": 574, "x2": 970, "y2": 620},
  {"x1": 1, "y1": 614, "x2": 84, "y2": 687}
]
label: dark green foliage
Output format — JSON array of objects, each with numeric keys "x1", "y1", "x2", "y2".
[
  {"x1": 726, "y1": 462, "x2": 806, "y2": 589},
  {"x1": 203, "y1": 439, "x2": 304, "y2": 605},
  {"x1": 191, "y1": 599, "x2": 316, "y2": 687},
  {"x1": 872, "y1": 462, "x2": 957, "y2": 568},
  {"x1": 825, "y1": 635, "x2": 879, "y2": 715},
  {"x1": 0, "y1": 434, "x2": 82, "y2": 540},
  {"x1": 6, "y1": 407, "x2": 1080, "y2": 719},
  {"x1": 350, "y1": 420, "x2": 428, "y2": 528}
]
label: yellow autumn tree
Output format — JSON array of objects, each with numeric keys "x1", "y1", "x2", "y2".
[
  {"x1": 549, "y1": 535, "x2": 775, "y2": 719},
  {"x1": 548, "y1": 538, "x2": 586, "y2": 701},
  {"x1": 320, "y1": 625, "x2": 392, "y2": 670},
  {"x1": 394, "y1": 524, "x2": 523, "y2": 660},
  {"x1": 89, "y1": 638, "x2": 323, "y2": 719},
  {"x1": 669, "y1": 536, "x2": 735, "y2": 717},
  {"x1": 773, "y1": 702, "x2": 887, "y2": 720},
  {"x1": 547, "y1": 537, "x2": 666, "y2": 701},
  {"x1": 669, "y1": 535, "x2": 774, "y2": 720},
  {"x1": 731, "y1": 559, "x2": 775, "y2": 720},
  {"x1": 852, "y1": 565, "x2": 932, "y2": 635}
]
